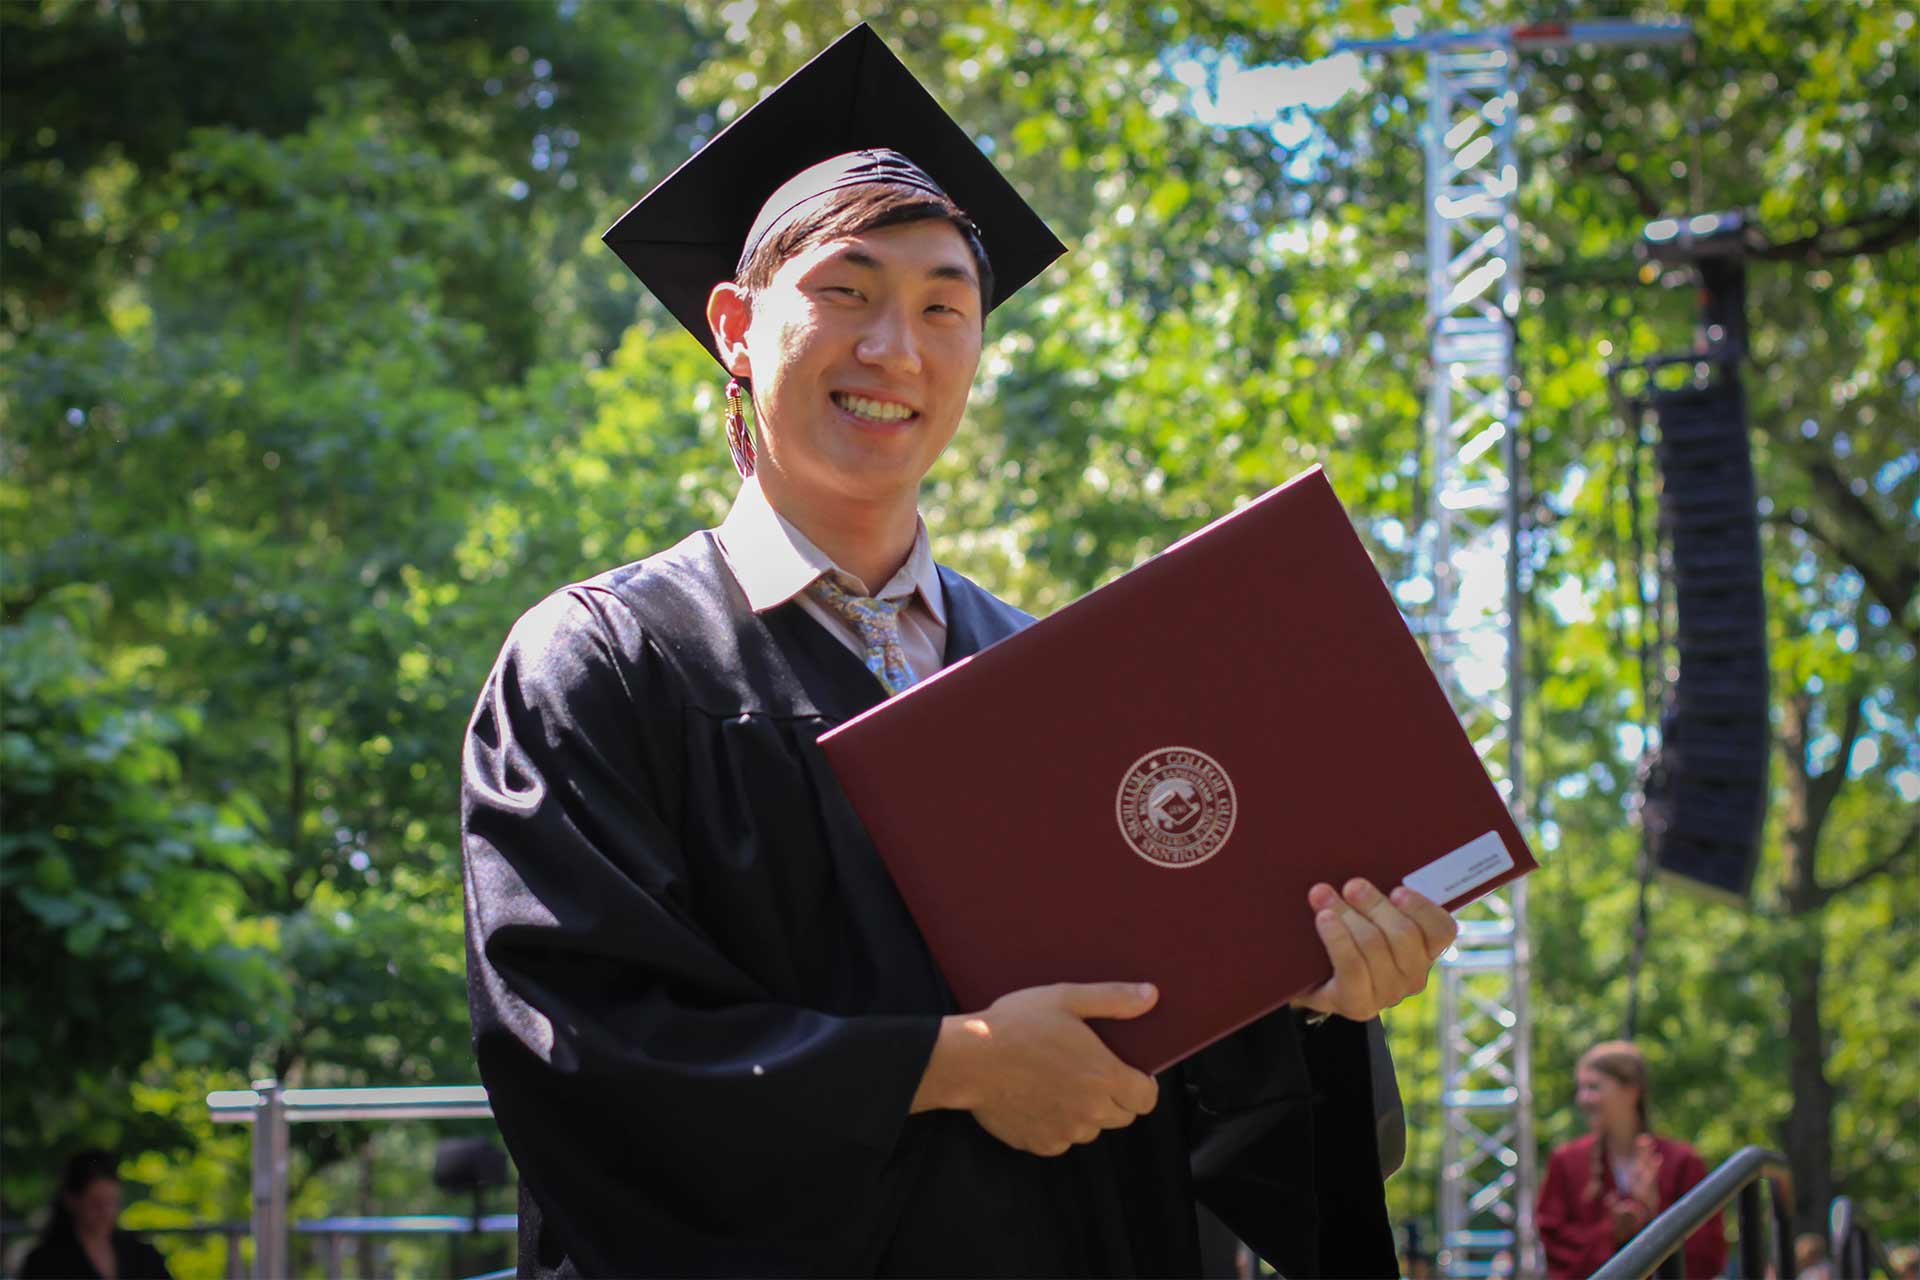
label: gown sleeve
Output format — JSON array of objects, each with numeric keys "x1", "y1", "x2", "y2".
[
  {"x1": 1537, "y1": 1144, "x2": 1616, "y2": 1279},
  {"x1": 1187, "y1": 1013, "x2": 1399, "y2": 1279},
  {"x1": 461, "y1": 586, "x2": 940, "y2": 1272}
]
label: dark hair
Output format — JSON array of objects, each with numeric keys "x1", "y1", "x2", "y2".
[
  {"x1": 735, "y1": 182, "x2": 995, "y2": 309},
  {"x1": 39, "y1": 1149, "x2": 119, "y2": 1245}
]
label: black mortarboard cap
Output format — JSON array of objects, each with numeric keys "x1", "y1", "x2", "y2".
[{"x1": 602, "y1": 23, "x2": 1066, "y2": 367}]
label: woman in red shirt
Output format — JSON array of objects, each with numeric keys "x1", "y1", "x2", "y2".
[{"x1": 1537, "y1": 1041, "x2": 1727, "y2": 1279}]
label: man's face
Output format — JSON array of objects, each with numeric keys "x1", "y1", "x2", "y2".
[{"x1": 727, "y1": 218, "x2": 984, "y2": 515}]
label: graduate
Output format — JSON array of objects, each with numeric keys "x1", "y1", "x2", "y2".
[{"x1": 462, "y1": 25, "x2": 1457, "y2": 1278}]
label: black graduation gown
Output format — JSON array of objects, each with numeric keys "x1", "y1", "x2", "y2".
[
  {"x1": 19, "y1": 1230, "x2": 173, "y2": 1280},
  {"x1": 461, "y1": 531, "x2": 1397, "y2": 1279}
]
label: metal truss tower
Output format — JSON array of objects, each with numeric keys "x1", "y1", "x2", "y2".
[
  {"x1": 1417, "y1": 38, "x2": 1533, "y2": 1278},
  {"x1": 1337, "y1": 20, "x2": 1690, "y2": 1279}
]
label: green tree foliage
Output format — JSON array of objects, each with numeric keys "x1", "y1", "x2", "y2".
[
  {"x1": 2, "y1": 0, "x2": 1912, "y2": 1271},
  {"x1": 2, "y1": 0, "x2": 704, "y2": 1264},
  {"x1": 0, "y1": 586, "x2": 281, "y2": 1171}
]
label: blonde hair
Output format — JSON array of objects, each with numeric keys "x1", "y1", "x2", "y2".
[{"x1": 1580, "y1": 1039, "x2": 1652, "y2": 1133}]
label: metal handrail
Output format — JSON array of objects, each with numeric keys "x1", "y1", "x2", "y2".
[
  {"x1": 208, "y1": 1084, "x2": 492, "y2": 1123},
  {"x1": 294, "y1": 1214, "x2": 516, "y2": 1235},
  {"x1": 1591, "y1": 1146, "x2": 1795, "y2": 1280},
  {"x1": 1829, "y1": 1196, "x2": 1895, "y2": 1279},
  {"x1": 205, "y1": 1079, "x2": 498, "y2": 1278}
]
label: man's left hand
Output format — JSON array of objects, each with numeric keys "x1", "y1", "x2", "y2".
[{"x1": 1293, "y1": 879, "x2": 1458, "y2": 1022}]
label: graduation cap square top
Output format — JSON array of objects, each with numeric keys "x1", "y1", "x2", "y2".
[{"x1": 603, "y1": 23, "x2": 1066, "y2": 367}]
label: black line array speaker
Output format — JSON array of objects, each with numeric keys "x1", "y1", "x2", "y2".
[{"x1": 1639, "y1": 373, "x2": 1770, "y2": 899}]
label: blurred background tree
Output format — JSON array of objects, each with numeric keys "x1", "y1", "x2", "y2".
[{"x1": 3, "y1": 0, "x2": 1912, "y2": 1273}]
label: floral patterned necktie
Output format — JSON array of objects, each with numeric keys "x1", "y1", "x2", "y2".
[{"x1": 807, "y1": 571, "x2": 918, "y2": 696}]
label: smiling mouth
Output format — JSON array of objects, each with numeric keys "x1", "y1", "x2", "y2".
[{"x1": 833, "y1": 392, "x2": 917, "y2": 423}]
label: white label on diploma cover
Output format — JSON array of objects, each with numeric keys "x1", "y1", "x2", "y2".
[{"x1": 1404, "y1": 830, "x2": 1513, "y2": 904}]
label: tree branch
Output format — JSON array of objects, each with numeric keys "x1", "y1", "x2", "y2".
[
  {"x1": 1753, "y1": 208, "x2": 1920, "y2": 263},
  {"x1": 1526, "y1": 256, "x2": 1643, "y2": 290},
  {"x1": 1763, "y1": 430, "x2": 1920, "y2": 627},
  {"x1": 1560, "y1": 83, "x2": 1667, "y2": 220},
  {"x1": 1806, "y1": 686, "x2": 1866, "y2": 836},
  {"x1": 1818, "y1": 812, "x2": 1919, "y2": 907},
  {"x1": 1779, "y1": 690, "x2": 1813, "y2": 788},
  {"x1": 1762, "y1": 509, "x2": 1841, "y2": 558},
  {"x1": 1600, "y1": 155, "x2": 1664, "y2": 221}
]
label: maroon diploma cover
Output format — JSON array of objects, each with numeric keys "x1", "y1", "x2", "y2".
[{"x1": 818, "y1": 466, "x2": 1538, "y2": 1073}]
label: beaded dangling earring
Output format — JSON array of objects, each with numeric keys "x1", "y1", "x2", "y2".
[{"x1": 724, "y1": 377, "x2": 755, "y2": 479}]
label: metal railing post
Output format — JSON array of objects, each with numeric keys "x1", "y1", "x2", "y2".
[
  {"x1": 1737, "y1": 1181, "x2": 1765, "y2": 1280},
  {"x1": 1772, "y1": 1176, "x2": 1797, "y2": 1280},
  {"x1": 1831, "y1": 1198, "x2": 1855, "y2": 1275},
  {"x1": 249, "y1": 1078, "x2": 289, "y2": 1280},
  {"x1": 225, "y1": 1224, "x2": 246, "y2": 1280}
]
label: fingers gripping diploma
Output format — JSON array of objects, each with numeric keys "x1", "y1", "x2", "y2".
[
  {"x1": 1294, "y1": 880, "x2": 1460, "y2": 1023},
  {"x1": 912, "y1": 982, "x2": 1162, "y2": 1157}
]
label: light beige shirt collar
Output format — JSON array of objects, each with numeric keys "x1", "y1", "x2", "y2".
[{"x1": 714, "y1": 475, "x2": 946, "y2": 623}]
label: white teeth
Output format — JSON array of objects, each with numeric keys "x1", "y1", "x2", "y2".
[{"x1": 835, "y1": 393, "x2": 914, "y2": 422}]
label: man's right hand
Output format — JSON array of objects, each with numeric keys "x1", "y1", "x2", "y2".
[{"x1": 910, "y1": 982, "x2": 1161, "y2": 1156}]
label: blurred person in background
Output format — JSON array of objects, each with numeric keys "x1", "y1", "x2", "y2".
[
  {"x1": 1537, "y1": 1041, "x2": 1725, "y2": 1278},
  {"x1": 1795, "y1": 1231, "x2": 1833, "y2": 1280},
  {"x1": 18, "y1": 1151, "x2": 171, "y2": 1280}
]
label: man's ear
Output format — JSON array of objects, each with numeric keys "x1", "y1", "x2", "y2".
[{"x1": 706, "y1": 282, "x2": 753, "y2": 379}]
